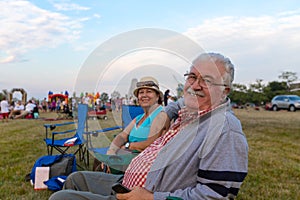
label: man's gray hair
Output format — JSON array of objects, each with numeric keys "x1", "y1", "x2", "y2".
[{"x1": 192, "y1": 52, "x2": 235, "y2": 87}]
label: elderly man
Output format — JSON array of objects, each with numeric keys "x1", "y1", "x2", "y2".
[{"x1": 49, "y1": 53, "x2": 248, "y2": 200}]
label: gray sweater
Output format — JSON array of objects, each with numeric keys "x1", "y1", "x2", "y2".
[{"x1": 146, "y1": 102, "x2": 248, "y2": 200}]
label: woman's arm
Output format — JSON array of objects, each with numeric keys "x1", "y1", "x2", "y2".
[
  {"x1": 106, "y1": 119, "x2": 135, "y2": 155},
  {"x1": 129, "y1": 112, "x2": 170, "y2": 152}
]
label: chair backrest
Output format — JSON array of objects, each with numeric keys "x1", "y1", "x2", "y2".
[
  {"x1": 121, "y1": 105, "x2": 144, "y2": 128},
  {"x1": 76, "y1": 104, "x2": 88, "y2": 142}
]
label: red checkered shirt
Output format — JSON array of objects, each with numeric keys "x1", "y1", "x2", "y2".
[{"x1": 122, "y1": 107, "x2": 213, "y2": 189}]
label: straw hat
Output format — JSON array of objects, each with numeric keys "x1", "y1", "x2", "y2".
[{"x1": 133, "y1": 76, "x2": 163, "y2": 99}]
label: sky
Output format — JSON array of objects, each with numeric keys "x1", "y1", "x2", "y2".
[{"x1": 1, "y1": 0, "x2": 300, "y2": 100}]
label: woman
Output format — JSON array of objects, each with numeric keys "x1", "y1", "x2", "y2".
[{"x1": 95, "y1": 76, "x2": 169, "y2": 172}]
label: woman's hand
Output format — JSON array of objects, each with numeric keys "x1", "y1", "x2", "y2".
[
  {"x1": 100, "y1": 163, "x2": 111, "y2": 173},
  {"x1": 116, "y1": 186, "x2": 154, "y2": 200}
]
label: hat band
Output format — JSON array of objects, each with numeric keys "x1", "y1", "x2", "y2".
[{"x1": 136, "y1": 81, "x2": 159, "y2": 89}]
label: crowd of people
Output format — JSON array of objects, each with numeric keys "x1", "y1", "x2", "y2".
[{"x1": 0, "y1": 98, "x2": 38, "y2": 122}]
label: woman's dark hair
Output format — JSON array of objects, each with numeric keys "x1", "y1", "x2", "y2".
[{"x1": 157, "y1": 93, "x2": 163, "y2": 105}]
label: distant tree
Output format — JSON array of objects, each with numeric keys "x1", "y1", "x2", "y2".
[
  {"x1": 229, "y1": 91, "x2": 248, "y2": 105},
  {"x1": 278, "y1": 71, "x2": 298, "y2": 91},
  {"x1": 111, "y1": 91, "x2": 121, "y2": 100},
  {"x1": 249, "y1": 79, "x2": 264, "y2": 93},
  {"x1": 232, "y1": 83, "x2": 247, "y2": 93},
  {"x1": 230, "y1": 82, "x2": 268, "y2": 105},
  {"x1": 263, "y1": 81, "x2": 287, "y2": 101},
  {"x1": 267, "y1": 81, "x2": 287, "y2": 92},
  {"x1": 229, "y1": 83, "x2": 248, "y2": 105}
]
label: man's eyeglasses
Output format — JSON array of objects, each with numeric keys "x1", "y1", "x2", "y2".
[
  {"x1": 136, "y1": 81, "x2": 159, "y2": 88},
  {"x1": 184, "y1": 73, "x2": 227, "y2": 88}
]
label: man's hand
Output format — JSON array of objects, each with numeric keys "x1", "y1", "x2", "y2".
[{"x1": 116, "y1": 186, "x2": 154, "y2": 200}]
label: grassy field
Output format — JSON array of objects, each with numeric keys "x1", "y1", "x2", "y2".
[{"x1": 0, "y1": 108, "x2": 299, "y2": 199}]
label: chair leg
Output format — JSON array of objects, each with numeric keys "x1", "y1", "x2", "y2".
[{"x1": 71, "y1": 145, "x2": 89, "y2": 170}]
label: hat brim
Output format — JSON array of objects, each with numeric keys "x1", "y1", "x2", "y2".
[{"x1": 133, "y1": 87, "x2": 163, "y2": 100}]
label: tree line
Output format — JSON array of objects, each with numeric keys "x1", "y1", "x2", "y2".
[{"x1": 228, "y1": 71, "x2": 300, "y2": 106}]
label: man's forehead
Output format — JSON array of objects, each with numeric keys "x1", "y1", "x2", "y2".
[
  {"x1": 190, "y1": 62, "x2": 223, "y2": 73},
  {"x1": 189, "y1": 61, "x2": 225, "y2": 77}
]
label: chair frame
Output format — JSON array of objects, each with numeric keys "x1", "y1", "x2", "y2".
[{"x1": 43, "y1": 104, "x2": 89, "y2": 169}]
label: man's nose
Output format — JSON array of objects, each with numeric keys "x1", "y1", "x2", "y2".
[{"x1": 190, "y1": 80, "x2": 203, "y2": 90}]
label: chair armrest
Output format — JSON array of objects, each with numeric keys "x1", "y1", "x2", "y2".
[
  {"x1": 44, "y1": 121, "x2": 75, "y2": 129},
  {"x1": 93, "y1": 126, "x2": 123, "y2": 133},
  {"x1": 84, "y1": 126, "x2": 122, "y2": 150},
  {"x1": 52, "y1": 129, "x2": 77, "y2": 135},
  {"x1": 44, "y1": 122, "x2": 76, "y2": 139}
]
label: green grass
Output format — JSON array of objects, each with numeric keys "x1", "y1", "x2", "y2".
[
  {"x1": 0, "y1": 109, "x2": 299, "y2": 199},
  {"x1": 235, "y1": 109, "x2": 300, "y2": 200}
]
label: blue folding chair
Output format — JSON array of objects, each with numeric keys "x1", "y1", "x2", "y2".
[
  {"x1": 121, "y1": 105, "x2": 144, "y2": 128},
  {"x1": 43, "y1": 104, "x2": 89, "y2": 168},
  {"x1": 86, "y1": 104, "x2": 144, "y2": 172}
]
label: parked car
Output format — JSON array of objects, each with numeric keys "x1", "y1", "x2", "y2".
[{"x1": 271, "y1": 95, "x2": 300, "y2": 112}]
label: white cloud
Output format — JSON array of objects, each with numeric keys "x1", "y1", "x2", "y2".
[
  {"x1": 93, "y1": 14, "x2": 101, "y2": 19},
  {"x1": 50, "y1": 0, "x2": 90, "y2": 11},
  {"x1": 0, "y1": 0, "x2": 84, "y2": 63},
  {"x1": 183, "y1": 11, "x2": 300, "y2": 83}
]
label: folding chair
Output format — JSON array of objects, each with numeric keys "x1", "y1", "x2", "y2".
[
  {"x1": 121, "y1": 105, "x2": 144, "y2": 128},
  {"x1": 43, "y1": 104, "x2": 89, "y2": 168},
  {"x1": 86, "y1": 104, "x2": 144, "y2": 172}
]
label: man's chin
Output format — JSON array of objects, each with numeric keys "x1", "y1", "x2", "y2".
[{"x1": 184, "y1": 96, "x2": 200, "y2": 111}]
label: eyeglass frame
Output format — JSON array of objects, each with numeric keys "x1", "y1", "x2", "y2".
[{"x1": 184, "y1": 73, "x2": 228, "y2": 88}]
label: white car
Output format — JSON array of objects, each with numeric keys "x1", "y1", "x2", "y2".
[{"x1": 271, "y1": 95, "x2": 300, "y2": 112}]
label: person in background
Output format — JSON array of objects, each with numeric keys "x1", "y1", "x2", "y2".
[
  {"x1": 49, "y1": 52, "x2": 248, "y2": 200},
  {"x1": 8, "y1": 100, "x2": 24, "y2": 119},
  {"x1": 0, "y1": 96, "x2": 10, "y2": 122},
  {"x1": 41, "y1": 98, "x2": 48, "y2": 112},
  {"x1": 82, "y1": 92, "x2": 90, "y2": 105},
  {"x1": 14, "y1": 100, "x2": 36, "y2": 119},
  {"x1": 167, "y1": 95, "x2": 175, "y2": 105},
  {"x1": 163, "y1": 89, "x2": 170, "y2": 106},
  {"x1": 56, "y1": 98, "x2": 61, "y2": 112},
  {"x1": 51, "y1": 100, "x2": 56, "y2": 112}
]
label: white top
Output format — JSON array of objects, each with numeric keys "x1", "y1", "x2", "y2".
[
  {"x1": 0, "y1": 100, "x2": 10, "y2": 113},
  {"x1": 25, "y1": 103, "x2": 36, "y2": 112},
  {"x1": 14, "y1": 104, "x2": 24, "y2": 111}
]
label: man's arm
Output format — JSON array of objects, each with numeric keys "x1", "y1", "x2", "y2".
[
  {"x1": 164, "y1": 97, "x2": 184, "y2": 121},
  {"x1": 153, "y1": 130, "x2": 248, "y2": 199}
]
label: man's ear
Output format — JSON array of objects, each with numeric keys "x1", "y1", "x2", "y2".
[{"x1": 224, "y1": 87, "x2": 231, "y2": 95}]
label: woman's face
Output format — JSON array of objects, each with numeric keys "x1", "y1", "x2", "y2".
[{"x1": 137, "y1": 88, "x2": 159, "y2": 108}]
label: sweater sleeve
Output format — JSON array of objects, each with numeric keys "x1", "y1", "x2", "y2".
[
  {"x1": 153, "y1": 129, "x2": 248, "y2": 200},
  {"x1": 164, "y1": 98, "x2": 184, "y2": 121}
]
